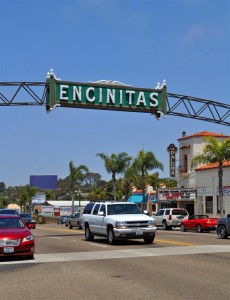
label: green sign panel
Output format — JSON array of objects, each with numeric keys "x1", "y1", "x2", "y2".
[{"x1": 46, "y1": 73, "x2": 167, "y2": 118}]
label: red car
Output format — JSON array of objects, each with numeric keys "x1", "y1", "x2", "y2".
[
  {"x1": 0, "y1": 215, "x2": 35, "y2": 259},
  {"x1": 181, "y1": 215, "x2": 218, "y2": 233}
]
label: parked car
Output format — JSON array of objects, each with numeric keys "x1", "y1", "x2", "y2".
[
  {"x1": 19, "y1": 213, "x2": 36, "y2": 229},
  {"x1": 0, "y1": 215, "x2": 35, "y2": 259},
  {"x1": 65, "y1": 214, "x2": 74, "y2": 227},
  {"x1": 68, "y1": 213, "x2": 82, "y2": 229},
  {"x1": 217, "y1": 214, "x2": 230, "y2": 239},
  {"x1": 181, "y1": 215, "x2": 218, "y2": 233},
  {"x1": 154, "y1": 208, "x2": 189, "y2": 230},
  {"x1": 57, "y1": 215, "x2": 69, "y2": 225},
  {"x1": 0, "y1": 209, "x2": 18, "y2": 215}
]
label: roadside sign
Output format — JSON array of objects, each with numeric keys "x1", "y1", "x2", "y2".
[{"x1": 46, "y1": 72, "x2": 167, "y2": 118}]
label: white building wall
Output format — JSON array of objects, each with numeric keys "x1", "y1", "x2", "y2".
[{"x1": 196, "y1": 167, "x2": 230, "y2": 217}]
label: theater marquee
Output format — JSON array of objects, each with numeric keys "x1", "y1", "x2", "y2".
[{"x1": 158, "y1": 188, "x2": 196, "y2": 201}]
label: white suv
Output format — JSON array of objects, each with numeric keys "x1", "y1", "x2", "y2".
[{"x1": 155, "y1": 208, "x2": 189, "y2": 230}]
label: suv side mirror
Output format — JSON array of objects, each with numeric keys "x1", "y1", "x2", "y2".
[{"x1": 98, "y1": 211, "x2": 105, "y2": 216}]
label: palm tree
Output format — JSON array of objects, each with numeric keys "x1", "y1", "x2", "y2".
[
  {"x1": 191, "y1": 137, "x2": 230, "y2": 217},
  {"x1": 69, "y1": 161, "x2": 89, "y2": 213},
  {"x1": 97, "y1": 152, "x2": 132, "y2": 201},
  {"x1": 133, "y1": 150, "x2": 164, "y2": 209}
]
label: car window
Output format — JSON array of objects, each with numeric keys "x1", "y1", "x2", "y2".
[
  {"x1": 92, "y1": 204, "x2": 100, "y2": 215},
  {"x1": 156, "y1": 210, "x2": 163, "y2": 216},
  {"x1": 20, "y1": 213, "x2": 31, "y2": 218},
  {"x1": 99, "y1": 204, "x2": 106, "y2": 214},
  {"x1": 0, "y1": 218, "x2": 25, "y2": 228},
  {"x1": 83, "y1": 203, "x2": 94, "y2": 214},
  {"x1": 165, "y1": 209, "x2": 170, "y2": 215},
  {"x1": 107, "y1": 204, "x2": 141, "y2": 215},
  {"x1": 0, "y1": 209, "x2": 18, "y2": 215},
  {"x1": 172, "y1": 209, "x2": 188, "y2": 216}
]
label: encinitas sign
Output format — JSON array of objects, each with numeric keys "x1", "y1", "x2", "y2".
[{"x1": 46, "y1": 71, "x2": 167, "y2": 118}]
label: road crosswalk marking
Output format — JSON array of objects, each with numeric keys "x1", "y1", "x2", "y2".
[{"x1": 1, "y1": 244, "x2": 230, "y2": 265}]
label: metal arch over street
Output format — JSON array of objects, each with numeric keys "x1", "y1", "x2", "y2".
[{"x1": 0, "y1": 81, "x2": 229, "y2": 127}]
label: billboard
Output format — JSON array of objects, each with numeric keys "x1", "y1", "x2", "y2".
[{"x1": 30, "y1": 175, "x2": 58, "y2": 190}]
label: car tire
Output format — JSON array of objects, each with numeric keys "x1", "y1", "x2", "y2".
[
  {"x1": 85, "y1": 225, "x2": 94, "y2": 241},
  {"x1": 69, "y1": 222, "x2": 73, "y2": 229},
  {"x1": 77, "y1": 222, "x2": 81, "y2": 230},
  {"x1": 181, "y1": 224, "x2": 186, "y2": 232},
  {"x1": 144, "y1": 236, "x2": 154, "y2": 244},
  {"x1": 196, "y1": 224, "x2": 203, "y2": 233},
  {"x1": 107, "y1": 227, "x2": 116, "y2": 245},
  {"x1": 217, "y1": 225, "x2": 228, "y2": 239},
  {"x1": 27, "y1": 255, "x2": 34, "y2": 260},
  {"x1": 162, "y1": 220, "x2": 169, "y2": 230}
]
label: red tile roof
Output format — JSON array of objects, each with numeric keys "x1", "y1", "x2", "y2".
[
  {"x1": 195, "y1": 161, "x2": 230, "y2": 171},
  {"x1": 178, "y1": 131, "x2": 230, "y2": 141}
]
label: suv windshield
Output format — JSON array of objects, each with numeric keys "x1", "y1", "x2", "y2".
[{"x1": 107, "y1": 204, "x2": 142, "y2": 215}]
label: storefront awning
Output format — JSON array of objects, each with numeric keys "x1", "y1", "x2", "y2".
[{"x1": 128, "y1": 194, "x2": 157, "y2": 204}]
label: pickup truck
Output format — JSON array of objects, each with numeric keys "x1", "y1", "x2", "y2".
[
  {"x1": 217, "y1": 214, "x2": 230, "y2": 239},
  {"x1": 81, "y1": 202, "x2": 157, "y2": 244}
]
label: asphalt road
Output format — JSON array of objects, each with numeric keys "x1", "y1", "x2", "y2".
[{"x1": 0, "y1": 224, "x2": 229, "y2": 300}]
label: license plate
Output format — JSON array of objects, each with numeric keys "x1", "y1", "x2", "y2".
[
  {"x1": 136, "y1": 229, "x2": 144, "y2": 235},
  {"x1": 3, "y1": 247, "x2": 14, "y2": 253}
]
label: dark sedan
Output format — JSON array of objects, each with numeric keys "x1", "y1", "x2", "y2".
[
  {"x1": 57, "y1": 215, "x2": 69, "y2": 225},
  {"x1": 19, "y1": 213, "x2": 36, "y2": 229},
  {"x1": 0, "y1": 215, "x2": 35, "y2": 259}
]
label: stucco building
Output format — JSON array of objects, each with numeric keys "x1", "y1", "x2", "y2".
[{"x1": 176, "y1": 131, "x2": 230, "y2": 217}]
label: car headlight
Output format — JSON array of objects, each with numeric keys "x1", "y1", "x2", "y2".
[
  {"x1": 22, "y1": 234, "x2": 34, "y2": 243},
  {"x1": 115, "y1": 221, "x2": 127, "y2": 229},
  {"x1": 148, "y1": 219, "x2": 155, "y2": 227}
]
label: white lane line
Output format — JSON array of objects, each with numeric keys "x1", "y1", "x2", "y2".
[
  {"x1": 1, "y1": 245, "x2": 230, "y2": 265},
  {"x1": 89, "y1": 243, "x2": 107, "y2": 248},
  {"x1": 50, "y1": 237, "x2": 62, "y2": 240}
]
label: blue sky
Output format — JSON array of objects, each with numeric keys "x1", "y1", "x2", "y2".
[{"x1": 0, "y1": 0, "x2": 229, "y2": 187}]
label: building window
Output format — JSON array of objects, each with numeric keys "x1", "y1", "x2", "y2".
[
  {"x1": 183, "y1": 155, "x2": 188, "y2": 173},
  {"x1": 205, "y1": 196, "x2": 213, "y2": 213}
]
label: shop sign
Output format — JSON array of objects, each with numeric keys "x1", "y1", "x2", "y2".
[
  {"x1": 158, "y1": 188, "x2": 196, "y2": 201},
  {"x1": 167, "y1": 144, "x2": 178, "y2": 177}
]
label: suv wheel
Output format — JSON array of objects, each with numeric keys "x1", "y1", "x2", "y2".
[
  {"x1": 69, "y1": 222, "x2": 73, "y2": 229},
  {"x1": 217, "y1": 225, "x2": 228, "y2": 239},
  {"x1": 162, "y1": 220, "x2": 169, "y2": 230},
  {"x1": 85, "y1": 225, "x2": 94, "y2": 241},
  {"x1": 107, "y1": 227, "x2": 116, "y2": 245},
  {"x1": 77, "y1": 222, "x2": 81, "y2": 230}
]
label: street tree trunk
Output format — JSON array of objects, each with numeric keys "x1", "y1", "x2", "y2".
[{"x1": 112, "y1": 174, "x2": 117, "y2": 202}]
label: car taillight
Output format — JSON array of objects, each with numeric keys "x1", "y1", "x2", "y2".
[{"x1": 169, "y1": 215, "x2": 172, "y2": 220}]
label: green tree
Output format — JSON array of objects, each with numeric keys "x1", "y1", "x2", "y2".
[
  {"x1": 133, "y1": 150, "x2": 164, "y2": 209},
  {"x1": 191, "y1": 137, "x2": 230, "y2": 217},
  {"x1": 97, "y1": 152, "x2": 132, "y2": 201},
  {"x1": 68, "y1": 161, "x2": 89, "y2": 213},
  {"x1": 88, "y1": 186, "x2": 106, "y2": 201},
  {"x1": 19, "y1": 185, "x2": 37, "y2": 213}
]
